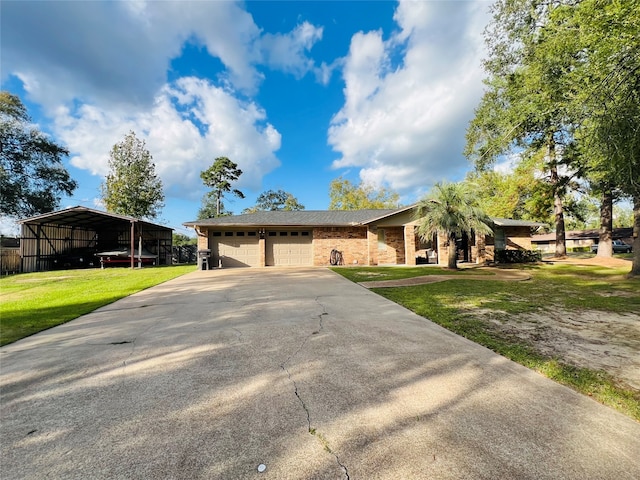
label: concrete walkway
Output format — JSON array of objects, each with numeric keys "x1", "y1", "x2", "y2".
[{"x1": 1, "y1": 268, "x2": 639, "y2": 479}]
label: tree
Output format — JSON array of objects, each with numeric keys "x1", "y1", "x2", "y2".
[
  {"x1": 556, "y1": 0, "x2": 640, "y2": 272},
  {"x1": 197, "y1": 197, "x2": 232, "y2": 220},
  {"x1": 242, "y1": 189, "x2": 305, "y2": 213},
  {"x1": 0, "y1": 91, "x2": 77, "y2": 218},
  {"x1": 465, "y1": 0, "x2": 582, "y2": 258},
  {"x1": 172, "y1": 233, "x2": 197, "y2": 246},
  {"x1": 200, "y1": 157, "x2": 244, "y2": 218},
  {"x1": 416, "y1": 182, "x2": 493, "y2": 269},
  {"x1": 328, "y1": 177, "x2": 399, "y2": 210},
  {"x1": 101, "y1": 131, "x2": 164, "y2": 219},
  {"x1": 464, "y1": 157, "x2": 551, "y2": 223}
]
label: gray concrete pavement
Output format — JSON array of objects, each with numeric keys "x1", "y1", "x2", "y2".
[{"x1": 1, "y1": 268, "x2": 639, "y2": 479}]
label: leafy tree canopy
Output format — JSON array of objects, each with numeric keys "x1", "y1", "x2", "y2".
[
  {"x1": 243, "y1": 189, "x2": 305, "y2": 213},
  {"x1": 0, "y1": 91, "x2": 77, "y2": 218},
  {"x1": 328, "y1": 177, "x2": 399, "y2": 210},
  {"x1": 101, "y1": 131, "x2": 165, "y2": 219},
  {"x1": 172, "y1": 233, "x2": 197, "y2": 246},
  {"x1": 200, "y1": 157, "x2": 244, "y2": 217}
]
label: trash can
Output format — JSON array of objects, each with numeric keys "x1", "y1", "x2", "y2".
[{"x1": 197, "y1": 249, "x2": 211, "y2": 270}]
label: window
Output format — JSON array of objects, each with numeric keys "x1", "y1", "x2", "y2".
[
  {"x1": 301, "y1": 232, "x2": 310, "y2": 236},
  {"x1": 279, "y1": 232, "x2": 287, "y2": 236},
  {"x1": 236, "y1": 232, "x2": 245, "y2": 236},
  {"x1": 213, "y1": 232, "x2": 222, "y2": 237},
  {"x1": 268, "y1": 231, "x2": 276, "y2": 237},
  {"x1": 224, "y1": 232, "x2": 233, "y2": 237},
  {"x1": 291, "y1": 231, "x2": 299, "y2": 236},
  {"x1": 248, "y1": 232, "x2": 257, "y2": 237}
]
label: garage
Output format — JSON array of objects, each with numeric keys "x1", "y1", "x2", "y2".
[
  {"x1": 211, "y1": 231, "x2": 260, "y2": 267},
  {"x1": 266, "y1": 231, "x2": 312, "y2": 266}
]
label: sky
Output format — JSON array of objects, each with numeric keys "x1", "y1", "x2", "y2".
[{"x1": 1, "y1": 0, "x2": 493, "y2": 236}]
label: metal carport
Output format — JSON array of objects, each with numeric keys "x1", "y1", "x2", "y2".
[{"x1": 18, "y1": 206, "x2": 172, "y2": 272}]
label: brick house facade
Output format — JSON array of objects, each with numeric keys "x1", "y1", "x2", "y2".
[{"x1": 185, "y1": 208, "x2": 543, "y2": 268}]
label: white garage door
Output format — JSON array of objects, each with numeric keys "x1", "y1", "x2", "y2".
[
  {"x1": 266, "y1": 231, "x2": 312, "y2": 266},
  {"x1": 211, "y1": 231, "x2": 260, "y2": 267}
]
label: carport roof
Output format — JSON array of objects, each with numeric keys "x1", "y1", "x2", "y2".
[{"x1": 19, "y1": 206, "x2": 172, "y2": 232}]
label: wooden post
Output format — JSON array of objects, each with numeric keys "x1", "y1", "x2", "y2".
[{"x1": 130, "y1": 221, "x2": 135, "y2": 269}]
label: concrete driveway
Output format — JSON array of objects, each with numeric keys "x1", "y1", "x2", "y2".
[{"x1": 1, "y1": 268, "x2": 639, "y2": 479}]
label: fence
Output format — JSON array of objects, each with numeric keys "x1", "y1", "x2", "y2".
[
  {"x1": 1, "y1": 249, "x2": 21, "y2": 275},
  {"x1": 172, "y1": 245, "x2": 197, "y2": 264}
]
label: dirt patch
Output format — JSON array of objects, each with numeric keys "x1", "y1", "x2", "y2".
[
  {"x1": 545, "y1": 255, "x2": 632, "y2": 269},
  {"x1": 359, "y1": 269, "x2": 531, "y2": 288},
  {"x1": 484, "y1": 308, "x2": 640, "y2": 391}
]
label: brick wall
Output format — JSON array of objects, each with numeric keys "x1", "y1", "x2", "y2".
[
  {"x1": 313, "y1": 227, "x2": 368, "y2": 266},
  {"x1": 377, "y1": 227, "x2": 405, "y2": 265},
  {"x1": 197, "y1": 229, "x2": 209, "y2": 250}
]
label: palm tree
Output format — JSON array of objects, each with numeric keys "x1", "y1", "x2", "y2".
[{"x1": 416, "y1": 182, "x2": 493, "y2": 269}]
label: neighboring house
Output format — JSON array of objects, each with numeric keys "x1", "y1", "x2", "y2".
[
  {"x1": 184, "y1": 206, "x2": 544, "y2": 268},
  {"x1": 531, "y1": 227, "x2": 634, "y2": 253}
]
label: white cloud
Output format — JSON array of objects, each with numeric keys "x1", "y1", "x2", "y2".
[
  {"x1": 54, "y1": 78, "x2": 281, "y2": 200},
  {"x1": 328, "y1": 0, "x2": 490, "y2": 196},
  {"x1": 260, "y1": 21, "x2": 324, "y2": 78},
  {"x1": 1, "y1": 1, "x2": 324, "y2": 108}
]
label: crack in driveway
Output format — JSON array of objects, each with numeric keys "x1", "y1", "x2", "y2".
[{"x1": 279, "y1": 298, "x2": 349, "y2": 479}]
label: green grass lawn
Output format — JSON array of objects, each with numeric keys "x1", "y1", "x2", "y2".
[
  {"x1": 0, "y1": 265, "x2": 195, "y2": 346},
  {"x1": 333, "y1": 263, "x2": 640, "y2": 421}
]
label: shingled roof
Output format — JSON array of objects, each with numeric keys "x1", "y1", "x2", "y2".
[
  {"x1": 184, "y1": 208, "x2": 548, "y2": 229},
  {"x1": 184, "y1": 209, "x2": 400, "y2": 227}
]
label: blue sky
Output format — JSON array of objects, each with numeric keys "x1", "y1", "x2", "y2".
[{"x1": 1, "y1": 0, "x2": 492, "y2": 236}]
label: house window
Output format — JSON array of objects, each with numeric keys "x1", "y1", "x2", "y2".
[
  {"x1": 225, "y1": 232, "x2": 233, "y2": 237},
  {"x1": 291, "y1": 231, "x2": 299, "y2": 236},
  {"x1": 236, "y1": 231, "x2": 245, "y2": 236},
  {"x1": 213, "y1": 232, "x2": 222, "y2": 237},
  {"x1": 248, "y1": 232, "x2": 257, "y2": 237},
  {"x1": 268, "y1": 231, "x2": 276, "y2": 237},
  {"x1": 301, "y1": 231, "x2": 310, "y2": 236},
  {"x1": 279, "y1": 232, "x2": 288, "y2": 236}
]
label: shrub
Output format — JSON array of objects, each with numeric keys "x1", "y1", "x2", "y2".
[{"x1": 495, "y1": 249, "x2": 542, "y2": 264}]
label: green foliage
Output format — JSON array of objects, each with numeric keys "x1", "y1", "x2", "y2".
[
  {"x1": 328, "y1": 177, "x2": 399, "y2": 210},
  {"x1": 0, "y1": 91, "x2": 77, "y2": 218},
  {"x1": 243, "y1": 189, "x2": 305, "y2": 213},
  {"x1": 101, "y1": 131, "x2": 165, "y2": 219},
  {"x1": 172, "y1": 233, "x2": 197, "y2": 246},
  {"x1": 416, "y1": 182, "x2": 493, "y2": 269},
  {"x1": 200, "y1": 157, "x2": 244, "y2": 218},
  {"x1": 494, "y1": 249, "x2": 541, "y2": 263},
  {"x1": 464, "y1": 159, "x2": 551, "y2": 223},
  {"x1": 0, "y1": 265, "x2": 194, "y2": 346},
  {"x1": 613, "y1": 204, "x2": 633, "y2": 228},
  {"x1": 465, "y1": 0, "x2": 588, "y2": 257}
]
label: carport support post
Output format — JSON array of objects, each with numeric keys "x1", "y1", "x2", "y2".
[{"x1": 130, "y1": 220, "x2": 135, "y2": 269}]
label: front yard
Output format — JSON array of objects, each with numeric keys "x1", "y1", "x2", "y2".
[
  {"x1": 333, "y1": 261, "x2": 640, "y2": 421},
  {"x1": 0, "y1": 265, "x2": 195, "y2": 346}
]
